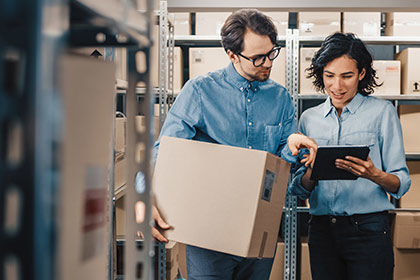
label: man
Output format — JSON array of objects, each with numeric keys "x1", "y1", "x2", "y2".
[{"x1": 150, "y1": 9, "x2": 316, "y2": 280}]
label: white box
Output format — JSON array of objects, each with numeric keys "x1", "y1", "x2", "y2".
[
  {"x1": 189, "y1": 47, "x2": 230, "y2": 79},
  {"x1": 195, "y1": 12, "x2": 232, "y2": 36},
  {"x1": 399, "y1": 105, "x2": 420, "y2": 154},
  {"x1": 298, "y1": 12, "x2": 341, "y2": 37},
  {"x1": 372, "y1": 60, "x2": 401, "y2": 95},
  {"x1": 386, "y1": 13, "x2": 420, "y2": 37},
  {"x1": 171, "y1": 12, "x2": 190, "y2": 35},
  {"x1": 270, "y1": 48, "x2": 286, "y2": 86},
  {"x1": 342, "y1": 12, "x2": 381, "y2": 37}
]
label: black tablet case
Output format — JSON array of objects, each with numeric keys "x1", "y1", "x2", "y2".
[{"x1": 310, "y1": 145, "x2": 370, "y2": 180}]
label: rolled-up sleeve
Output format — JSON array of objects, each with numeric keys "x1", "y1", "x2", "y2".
[{"x1": 380, "y1": 103, "x2": 411, "y2": 199}]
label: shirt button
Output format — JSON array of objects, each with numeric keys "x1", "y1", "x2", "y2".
[
  {"x1": 248, "y1": 122, "x2": 252, "y2": 126},
  {"x1": 248, "y1": 146, "x2": 252, "y2": 149},
  {"x1": 240, "y1": 87, "x2": 244, "y2": 91},
  {"x1": 247, "y1": 99, "x2": 251, "y2": 102},
  {"x1": 331, "y1": 217, "x2": 337, "y2": 224}
]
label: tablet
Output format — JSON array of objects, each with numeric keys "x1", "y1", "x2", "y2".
[{"x1": 310, "y1": 145, "x2": 370, "y2": 181}]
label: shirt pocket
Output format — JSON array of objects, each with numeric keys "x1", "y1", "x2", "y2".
[
  {"x1": 264, "y1": 124, "x2": 284, "y2": 154},
  {"x1": 341, "y1": 132, "x2": 376, "y2": 148}
]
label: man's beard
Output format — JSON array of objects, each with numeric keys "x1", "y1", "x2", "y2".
[{"x1": 244, "y1": 68, "x2": 271, "y2": 82}]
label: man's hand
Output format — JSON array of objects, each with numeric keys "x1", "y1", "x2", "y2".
[
  {"x1": 287, "y1": 133, "x2": 318, "y2": 167},
  {"x1": 136, "y1": 204, "x2": 171, "y2": 242}
]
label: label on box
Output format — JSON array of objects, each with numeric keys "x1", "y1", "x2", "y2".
[
  {"x1": 82, "y1": 166, "x2": 107, "y2": 260},
  {"x1": 410, "y1": 81, "x2": 420, "y2": 93},
  {"x1": 262, "y1": 170, "x2": 275, "y2": 202}
]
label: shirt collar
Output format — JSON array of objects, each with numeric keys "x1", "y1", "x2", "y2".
[
  {"x1": 322, "y1": 92, "x2": 366, "y2": 117},
  {"x1": 224, "y1": 62, "x2": 263, "y2": 92}
]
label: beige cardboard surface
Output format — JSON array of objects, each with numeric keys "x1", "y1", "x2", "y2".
[
  {"x1": 401, "y1": 161, "x2": 420, "y2": 208},
  {"x1": 270, "y1": 48, "x2": 286, "y2": 87},
  {"x1": 172, "y1": 12, "x2": 191, "y2": 35},
  {"x1": 385, "y1": 13, "x2": 420, "y2": 36},
  {"x1": 195, "y1": 12, "x2": 232, "y2": 36},
  {"x1": 114, "y1": 153, "x2": 126, "y2": 192},
  {"x1": 372, "y1": 60, "x2": 401, "y2": 95},
  {"x1": 393, "y1": 212, "x2": 420, "y2": 249},
  {"x1": 300, "y1": 48, "x2": 323, "y2": 95},
  {"x1": 342, "y1": 12, "x2": 381, "y2": 37},
  {"x1": 153, "y1": 136, "x2": 290, "y2": 258},
  {"x1": 269, "y1": 242, "x2": 284, "y2": 280},
  {"x1": 301, "y1": 243, "x2": 312, "y2": 280},
  {"x1": 399, "y1": 105, "x2": 420, "y2": 153},
  {"x1": 58, "y1": 54, "x2": 115, "y2": 280},
  {"x1": 394, "y1": 247, "x2": 420, "y2": 280},
  {"x1": 189, "y1": 47, "x2": 230, "y2": 79},
  {"x1": 298, "y1": 12, "x2": 340, "y2": 37},
  {"x1": 395, "y1": 48, "x2": 420, "y2": 95},
  {"x1": 115, "y1": 116, "x2": 126, "y2": 153},
  {"x1": 265, "y1": 12, "x2": 289, "y2": 36}
]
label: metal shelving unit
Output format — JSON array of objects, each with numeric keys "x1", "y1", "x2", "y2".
[{"x1": 0, "y1": 0, "x2": 155, "y2": 280}]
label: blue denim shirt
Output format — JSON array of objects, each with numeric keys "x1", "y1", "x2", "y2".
[
  {"x1": 289, "y1": 93, "x2": 411, "y2": 216},
  {"x1": 153, "y1": 62, "x2": 297, "y2": 159}
]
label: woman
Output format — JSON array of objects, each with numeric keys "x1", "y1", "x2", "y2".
[{"x1": 289, "y1": 32, "x2": 411, "y2": 280}]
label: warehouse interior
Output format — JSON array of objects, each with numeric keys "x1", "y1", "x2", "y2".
[{"x1": 1, "y1": 0, "x2": 420, "y2": 279}]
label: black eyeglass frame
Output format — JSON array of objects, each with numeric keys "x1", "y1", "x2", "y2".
[{"x1": 237, "y1": 46, "x2": 281, "y2": 67}]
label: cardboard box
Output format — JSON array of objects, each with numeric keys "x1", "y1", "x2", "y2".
[
  {"x1": 172, "y1": 12, "x2": 190, "y2": 36},
  {"x1": 114, "y1": 153, "x2": 126, "y2": 192},
  {"x1": 385, "y1": 13, "x2": 420, "y2": 37},
  {"x1": 165, "y1": 241, "x2": 180, "y2": 280},
  {"x1": 394, "y1": 247, "x2": 420, "y2": 280},
  {"x1": 115, "y1": 196, "x2": 125, "y2": 238},
  {"x1": 265, "y1": 12, "x2": 289, "y2": 36},
  {"x1": 300, "y1": 48, "x2": 323, "y2": 94},
  {"x1": 393, "y1": 212, "x2": 420, "y2": 249},
  {"x1": 153, "y1": 136, "x2": 290, "y2": 258},
  {"x1": 189, "y1": 47, "x2": 230, "y2": 79},
  {"x1": 58, "y1": 54, "x2": 115, "y2": 280},
  {"x1": 395, "y1": 48, "x2": 420, "y2": 94},
  {"x1": 372, "y1": 60, "x2": 401, "y2": 95},
  {"x1": 399, "y1": 105, "x2": 420, "y2": 153},
  {"x1": 401, "y1": 161, "x2": 420, "y2": 208},
  {"x1": 115, "y1": 48, "x2": 127, "y2": 82},
  {"x1": 115, "y1": 116, "x2": 126, "y2": 153},
  {"x1": 195, "y1": 12, "x2": 232, "y2": 36},
  {"x1": 270, "y1": 48, "x2": 286, "y2": 86},
  {"x1": 301, "y1": 243, "x2": 312, "y2": 280},
  {"x1": 269, "y1": 242, "x2": 284, "y2": 280},
  {"x1": 342, "y1": 12, "x2": 381, "y2": 37},
  {"x1": 298, "y1": 12, "x2": 341, "y2": 37}
]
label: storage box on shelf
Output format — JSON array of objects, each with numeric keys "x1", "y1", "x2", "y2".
[
  {"x1": 394, "y1": 247, "x2": 420, "y2": 280},
  {"x1": 172, "y1": 12, "x2": 191, "y2": 36},
  {"x1": 385, "y1": 12, "x2": 420, "y2": 37},
  {"x1": 395, "y1": 48, "x2": 420, "y2": 95},
  {"x1": 269, "y1": 242, "x2": 284, "y2": 280},
  {"x1": 58, "y1": 53, "x2": 115, "y2": 280},
  {"x1": 393, "y1": 212, "x2": 420, "y2": 249},
  {"x1": 299, "y1": 47, "x2": 322, "y2": 95},
  {"x1": 342, "y1": 12, "x2": 381, "y2": 37},
  {"x1": 153, "y1": 136, "x2": 290, "y2": 258},
  {"x1": 265, "y1": 12, "x2": 289, "y2": 36},
  {"x1": 189, "y1": 47, "x2": 230, "y2": 79},
  {"x1": 401, "y1": 162, "x2": 420, "y2": 208},
  {"x1": 298, "y1": 12, "x2": 340, "y2": 37},
  {"x1": 372, "y1": 60, "x2": 401, "y2": 95},
  {"x1": 399, "y1": 105, "x2": 420, "y2": 154},
  {"x1": 195, "y1": 12, "x2": 232, "y2": 36}
]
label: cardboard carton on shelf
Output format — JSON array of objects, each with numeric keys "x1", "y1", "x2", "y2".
[
  {"x1": 394, "y1": 247, "x2": 420, "y2": 280},
  {"x1": 195, "y1": 12, "x2": 232, "y2": 36},
  {"x1": 153, "y1": 136, "x2": 290, "y2": 258},
  {"x1": 400, "y1": 161, "x2": 420, "y2": 208},
  {"x1": 372, "y1": 60, "x2": 401, "y2": 95},
  {"x1": 395, "y1": 48, "x2": 420, "y2": 95},
  {"x1": 298, "y1": 12, "x2": 340, "y2": 37},
  {"x1": 58, "y1": 53, "x2": 115, "y2": 280},
  {"x1": 399, "y1": 105, "x2": 420, "y2": 154},
  {"x1": 342, "y1": 12, "x2": 381, "y2": 37},
  {"x1": 300, "y1": 47, "x2": 323, "y2": 95},
  {"x1": 392, "y1": 212, "x2": 420, "y2": 249},
  {"x1": 385, "y1": 13, "x2": 420, "y2": 37},
  {"x1": 189, "y1": 47, "x2": 230, "y2": 79}
]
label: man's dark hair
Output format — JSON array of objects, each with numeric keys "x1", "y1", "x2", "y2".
[
  {"x1": 221, "y1": 9, "x2": 277, "y2": 54},
  {"x1": 307, "y1": 32, "x2": 381, "y2": 95}
]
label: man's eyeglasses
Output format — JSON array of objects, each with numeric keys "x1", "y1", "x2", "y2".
[{"x1": 237, "y1": 46, "x2": 281, "y2": 67}]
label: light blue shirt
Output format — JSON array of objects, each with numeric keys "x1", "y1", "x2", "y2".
[
  {"x1": 153, "y1": 62, "x2": 297, "y2": 159},
  {"x1": 289, "y1": 93, "x2": 411, "y2": 216}
]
